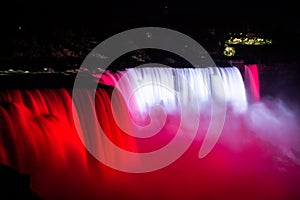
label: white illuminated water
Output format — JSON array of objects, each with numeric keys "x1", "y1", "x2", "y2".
[{"x1": 99, "y1": 67, "x2": 248, "y2": 115}]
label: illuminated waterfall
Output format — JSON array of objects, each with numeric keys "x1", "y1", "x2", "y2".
[
  {"x1": 4, "y1": 65, "x2": 299, "y2": 200},
  {"x1": 98, "y1": 66, "x2": 249, "y2": 115}
]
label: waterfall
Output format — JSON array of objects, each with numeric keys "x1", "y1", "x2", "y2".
[
  {"x1": 2, "y1": 65, "x2": 298, "y2": 200},
  {"x1": 97, "y1": 66, "x2": 250, "y2": 115}
]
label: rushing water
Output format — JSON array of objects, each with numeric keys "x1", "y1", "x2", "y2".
[
  {"x1": 0, "y1": 65, "x2": 299, "y2": 200},
  {"x1": 98, "y1": 66, "x2": 249, "y2": 114}
]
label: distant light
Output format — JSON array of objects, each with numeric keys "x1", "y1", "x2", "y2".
[
  {"x1": 18, "y1": 26, "x2": 22, "y2": 30},
  {"x1": 225, "y1": 32, "x2": 272, "y2": 45},
  {"x1": 165, "y1": 5, "x2": 168, "y2": 9},
  {"x1": 146, "y1": 32, "x2": 152, "y2": 39},
  {"x1": 223, "y1": 46, "x2": 236, "y2": 57}
]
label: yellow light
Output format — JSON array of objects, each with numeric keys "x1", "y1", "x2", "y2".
[{"x1": 223, "y1": 46, "x2": 236, "y2": 57}]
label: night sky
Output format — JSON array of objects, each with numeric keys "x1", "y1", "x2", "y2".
[
  {"x1": 0, "y1": 0, "x2": 299, "y2": 64},
  {"x1": 2, "y1": 1, "x2": 299, "y2": 36}
]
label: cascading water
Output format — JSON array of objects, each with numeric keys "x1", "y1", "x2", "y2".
[
  {"x1": 0, "y1": 65, "x2": 300, "y2": 200},
  {"x1": 99, "y1": 66, "x2": 248, "y2": 115},
  {"x1": 244, "y1": 64, "x2": 260, "y2": 102}
]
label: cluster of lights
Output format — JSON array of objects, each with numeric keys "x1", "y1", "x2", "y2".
[
  {"x1": 223, "y1": 32, "x2": 272, "y2": 57},
  {"x1": 225, "y1": 33, "x2": 272, "y2": 45}
]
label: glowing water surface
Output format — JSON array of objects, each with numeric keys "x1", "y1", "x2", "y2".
[{"x1": 0, "y1": 65, "x2": 299, "y2": 200}]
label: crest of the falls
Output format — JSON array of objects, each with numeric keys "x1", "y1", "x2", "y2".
[{"x1": 98, "y1": 66, "x2": 248, "y2": 115}]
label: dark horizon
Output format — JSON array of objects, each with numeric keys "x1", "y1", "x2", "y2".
[
  {"x1": 2, "y1": 1, "x2": 299, "y2": 37},
  {"x1": 0, "y1": 0, "x2": 299, "y2": 67}
]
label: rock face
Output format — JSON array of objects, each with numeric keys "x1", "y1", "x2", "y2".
[{"x1": 0, "y1": 163, "x2": 42, "y2": 200}]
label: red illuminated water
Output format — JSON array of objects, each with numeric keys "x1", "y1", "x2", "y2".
[
  {"x1": 0, "y1": 65, "x2": 300, "y2": 200},
  {"x1": 244, "y1": 64, "x2": 261, "y2": 102}
]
